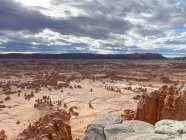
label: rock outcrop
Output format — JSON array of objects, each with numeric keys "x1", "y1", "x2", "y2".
[
  {"x1": 16, "y1": 110, "x2": 72, "y2": 140},
  {"x1": 0, "y1": 130, "x2": 7, "y2": 140},
  {"x1": 155, "y1": 120, "x2": 186, "y2": 137},
  {"x1": 123, "y1": 84, "x2": 186, "y2": 125},
  {"x1": 81, "y1": 113, "x2": 186, "y2": 140}
]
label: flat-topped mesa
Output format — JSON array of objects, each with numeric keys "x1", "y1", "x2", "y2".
[
  {"x1": 0, "y1": 53, "x2": 166, "y2": 60},
  {"x1": 123, "y1": 84, "x2": 186, "y2": 125}
]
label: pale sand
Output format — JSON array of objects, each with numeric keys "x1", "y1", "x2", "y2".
[{"x1": 0, "y1": 79, "x2": 150, "y2": 139}]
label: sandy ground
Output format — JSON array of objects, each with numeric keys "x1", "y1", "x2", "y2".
[
  {"x1": 0, "y1": 59, "x2": 185, "y2": 140},
  {"x1": 0, "y1": 80, "x2": 139, "y2": 139}
]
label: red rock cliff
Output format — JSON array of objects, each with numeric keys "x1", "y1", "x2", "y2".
[{"x1": 124, "y1": 84, "x2": 186, "y2": 125}]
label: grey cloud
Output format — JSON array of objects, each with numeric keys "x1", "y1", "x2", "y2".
[
  {"x1": 0, "y1": 40, "x2": 89, "y2": 53},
  {"x1": 144, "y1": 0, "x2": 186, "y2": 26},
  {"x1": 133, "y1": 25, "x2": 163, "y2": 37},
  {"x1": 0, "y1": 0, "x2": 133, "y2": 39},
  {"x1": 52, "y1": 0, "x2": 186, "y2": 36},
  {"x1": 0, "y1": 0, "x2": 48, "y2": 32},
  {"x1": 164, "y1": 40, "x2": 186, "y2": 45},
  {"x1": 1, "y1": 0, "x2": 186, "y2": 39}
]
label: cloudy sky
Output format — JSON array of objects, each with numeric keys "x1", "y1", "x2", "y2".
[{"x1": 0, "y1": 0, "x2": 186, "y2": 57}]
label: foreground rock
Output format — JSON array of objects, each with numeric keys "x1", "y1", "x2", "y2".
[
  {"x1": 124, "y1": 84, "x2": 186, "y2": 125},
  {"x1": 81, "y1": 113, "x2": 124, "y2": 140},
  {"x1": 81, "y1": 113, "x2": 186, "y2": 140},
  {"x1": 155, "y1": 120, "x2": 186, "y2": 136},
  {"x1": 16, "y1": 110, "x2": 72, "y2": 140}
]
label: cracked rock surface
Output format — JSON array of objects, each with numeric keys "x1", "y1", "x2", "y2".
[{"x1": 81, "y1": 113, "x2": 186, "y2": 140}]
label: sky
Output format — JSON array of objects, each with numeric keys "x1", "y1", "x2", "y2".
[{"x1": 0, "y1": 0, "x2": 186, "y2": 57}]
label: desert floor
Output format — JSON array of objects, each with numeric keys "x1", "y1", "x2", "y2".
[{"x1": 0, "y1": 59, "x2": 185, "y2": 140}]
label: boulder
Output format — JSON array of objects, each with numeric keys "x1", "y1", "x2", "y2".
[
  {"x1": 155, "y1": 120, "x2": 186, "y2": 135},
  {"x1": 81, "y1": 113, "x2": 157, "y2": 140},
  {"x1": 125, "y1": 134, "x2": 170, "y2": 140},
  {"x1": 81, "y1": 113, "x2": 186, "y2": 140},
  {"x1": 90, "y1": 113, "x2": 124, "y2": 128},
  {"x1": 81, "y1": 113, "x2": 124, "y2": 140},
  {"x1": 81, "y1": 125, "x2": 105, "y2": 140},
  {"x1": 104, "y1": 121, "x2": 154, "y2": 140},
  {"x1": 122, "y1": 120, "x2": 154, "y2": 134},
  {"x1": 104, "y1": 124, "x2": 135, "y2": 140}
]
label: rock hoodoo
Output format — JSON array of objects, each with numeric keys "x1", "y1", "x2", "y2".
[{"x1": 16, "y1": 110, "x2": 72, "y2": 140}]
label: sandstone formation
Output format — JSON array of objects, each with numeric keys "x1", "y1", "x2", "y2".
[
  {"x1": 124, "y1": 84, "x2": 186, "y2": 125},
  {"x1": 16, "y1": 110, "x2": 72, "y2": 140},
  {"x1": 81, "y1": 113, "x2": 186, "y2": 140}
]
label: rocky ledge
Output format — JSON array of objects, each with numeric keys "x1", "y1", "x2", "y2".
[{"x1": 81, "y1": 113, "x2": 186, "y2": 140}]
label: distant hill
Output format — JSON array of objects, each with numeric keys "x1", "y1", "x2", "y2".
[
  {"x1": 0, "y1": 53, "x2": 167, "y2": 60},
  {"x1": 173, "y1": 57, "x2": 186, "y2": 60}
]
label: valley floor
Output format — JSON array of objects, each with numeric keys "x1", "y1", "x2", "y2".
[{"x1": 0, "y1": 59, "x2": 185, "y2": 139}]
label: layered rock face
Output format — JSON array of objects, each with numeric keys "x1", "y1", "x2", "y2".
[
  {"x1": 81, "y1": 113, "x2": 186, "y2": 140},
  {"x1": 16, "y1": 110, "x2": 72, "y2": 140},
  {"x1": 126, "y1": 84, "x2": 186, "y2": 125}
]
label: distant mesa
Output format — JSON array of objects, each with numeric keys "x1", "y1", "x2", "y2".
[
  {"x1": 0, "y1": 53, "x2": 167, "y2": 60},
  {"x1": 173, "y1": 57, "x2": 186, "y2": 60}
]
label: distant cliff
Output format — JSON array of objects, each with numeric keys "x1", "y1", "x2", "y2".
[{"x1": 0, "y1": 53, "x2": 167, "y2": 60}]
